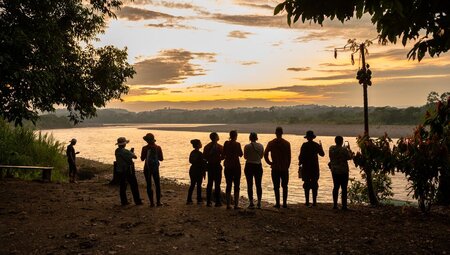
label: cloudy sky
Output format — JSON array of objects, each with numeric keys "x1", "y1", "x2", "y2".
[{"x1": 97, "y1": 0, "x2": 450, "y2": 111}]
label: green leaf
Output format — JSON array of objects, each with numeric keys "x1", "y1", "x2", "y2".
[{"x1": 274, "y1": 2, "x2": 285, "y2": 15}]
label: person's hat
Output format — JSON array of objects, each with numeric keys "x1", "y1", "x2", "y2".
[
  {"x1": 304, "y1": 130, "x2": 316, "y2": 139},
  {"x1": 69, "y1": 138, "x2": 77, "y2": 143},
  {"x1": 116, "y1": 137, "x2": 130, "y2": 145},
  {"x1": 143, "y1": 133, "x2": 156, "y2": 142}
]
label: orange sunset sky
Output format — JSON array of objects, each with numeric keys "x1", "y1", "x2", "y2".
[{"x1": 96, "y1": 0, "x2": 450, "y2": 111}]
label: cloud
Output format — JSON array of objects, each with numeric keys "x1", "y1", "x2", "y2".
[
  {"x1": 208, "y1": 13, "x2": 286, "y2": 28},
  {"x1": 228, "y1": 30, "x2": 252, "y2": 39},
  {"x1": 319, "y1": 63, "x2": 351, "y2": 67},
  {"x1": 240, "y1": 84, "x2": 355, "y2": 96},
  {"x1": 287, "y1": 67, "x2": 310, "y2": 72},
  {"x1": 170, "y1": 90, "x2": 183, "y2": 93},
  {"x1": 240, "y1": 61, "x2": 259, "y2": 66},
  {"x1": 116, "y1": 6, "x2": 175, "y2": 21},
  {"x1": 127, "y1": 86, "x2": 168, "y2": 96},
  {"x1": 237, "y1": 3, "x2": 274, "y2": 11},
  {"x1": 128, "y1": 49, "x2": 217, "y2": 86},
  {"x1": 146, "y1": 23, "x2": 196, "y2": 29},
  {"x1": 187, "y1": 84, "x2": 223, "y2": 89}
]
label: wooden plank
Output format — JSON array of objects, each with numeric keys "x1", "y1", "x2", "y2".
[
  {"x1": 0, "y1": 165, "x2": 54, "y2": 182},
  {"x1": 0, "y1": 165, "x2": 53, "y2": 170}
]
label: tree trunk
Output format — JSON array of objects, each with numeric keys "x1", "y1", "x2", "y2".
[{"x1": 365, "y1": 170, "x2": 378, "y2": 206}]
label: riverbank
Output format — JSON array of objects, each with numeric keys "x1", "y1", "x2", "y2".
[
  {"x1": 1, "y1": 159, "x2": 449, "y2": 254},
  {"x1": 140, "y1": 123, "x2": 415, "y2": 138}
]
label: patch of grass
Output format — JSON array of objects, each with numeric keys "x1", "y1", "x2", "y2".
[{"x1": 0, "y1": 119, "x2": 67, "y2": 181}]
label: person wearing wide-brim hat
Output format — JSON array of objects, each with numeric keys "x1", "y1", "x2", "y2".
[
  {"x1": 298, "y1": 130, "x2": 324, "y2": 207},
  {"x1": 140, "y1": 133, "x2": 164, "y2": 207},
  {"x1": 66, "y1": 138, "x2": 80, "y2": 183},
  {"x1": 115, "y1": 137, "x2": 142, "y2": 206}
]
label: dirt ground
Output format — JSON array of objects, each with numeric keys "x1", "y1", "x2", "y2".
[{"x1": 1, "y1": 166, "x2": 450, "y2": 255}]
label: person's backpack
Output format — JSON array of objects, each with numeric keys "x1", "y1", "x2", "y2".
[{"x1": 146, "y1": 146, "x2": 160, "y2": 169}]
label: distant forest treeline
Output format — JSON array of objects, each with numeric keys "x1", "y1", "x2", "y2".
[{"x1": 35, "y1": 104, "x2": 431, "y2": 129}]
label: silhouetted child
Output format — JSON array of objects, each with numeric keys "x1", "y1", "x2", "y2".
[{"x1": 187, "y1": 139, "x2": 206, "y2": 204}]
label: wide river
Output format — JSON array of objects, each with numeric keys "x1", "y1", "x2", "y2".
[{"x1": 42, "y1": 124, "x2": 413, "y2": 204}]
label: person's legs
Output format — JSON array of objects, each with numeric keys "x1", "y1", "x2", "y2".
[
  {"x1": 196, "y1": 173, "x2": 203, "y2": 202},
  {"x1": 234, "y1": 168, "x2": 241, "y2": 209},
  {"x1": 119, "y1": 171, "x2": 128, "y2": 205},
  {"x1": 341, "y1": 172, "x2": 349, "y2": 209},
  {"x1": 206, "y1": 165, "x2": 214, "y2": 206},
  {"x1": 312, "y1": 180, "x2": 319, "y2": 206},
  {"x1": 332, "y1": 172, "x2": 339, "y2": 208},
  {"x1": 271, "y1": 170, "x2": 281, "y2": 207},
  {"x1": 214, "y1": 165, "x2": 223, "y2": 206},
  {"x1": 69, "y1": 164, "x2": 76, "y2": 183},
  {"x1": 303, "y1": 180, "x2": 310, "y2": 206},
  {"x1": 144, "y1": 167, "x2": 154, "y2": 206},
  {"x1": 244, "y1": 163, "x2": 254, "y2": 206},
  {"x1": 187, "y1": 171, "x2": 195, "y2": 203},
  {"x1": 255, "y1": 164, "x2": 263, "y2": 208},
  {"x1": 224, "y1": 167, "x2": 233, "y2": 209},
  {"x1": 152, "y1": 167, "x2": 162, "y2": 206},
  {"x1": 281, "y1": 171, "x2": 289, "y2": 208},
  {"x1": 128, "y1": 171, "x2": 142, "y2": 205}
]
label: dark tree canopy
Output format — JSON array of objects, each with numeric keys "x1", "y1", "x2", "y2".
[
  {"x1": 275, "y1": 0, "x2": 450, "y2": 61},
  {"x1": 0, "y1": 0, "x2": 135, "y2": 125}
]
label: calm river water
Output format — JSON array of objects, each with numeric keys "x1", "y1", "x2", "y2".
[{"x1": 42, "y1": 124, "x2": 413, "y2": 204}]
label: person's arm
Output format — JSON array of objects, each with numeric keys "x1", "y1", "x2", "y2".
[
  {"x1": 140, "y1": 147, "x2": 146, "y2": 161},
  {"x1": 318, "y1": 143, "x2": 325, "y2": 157},
  {"x1": 158, "y1": 146, "x2": 164, "y2": 161},
  {"x1": 238, "y1": 143, "x2": 243, "y2": 157},
  {"x1": 264, "y1": 143, "x2": 272, "y2": 165},
  {"x1": 243, "y1": 145, "x2": 249, "y2": 160},
  {"x1": 299, "y1": 144, "x2": 304, "y2": 165},
  {"x1": 259, "y1": 144, "x2": 264, "y2": 159},
  {"x1": 189, "y1": 151, "x2": 196, "y2": 164},
  {"x1": 287, "y1": 143, "x2": 291, "y2": 168}
]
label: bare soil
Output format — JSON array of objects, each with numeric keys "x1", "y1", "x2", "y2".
[{"x1": 1, "y1": 160, "x2": 450, "y2": 255}]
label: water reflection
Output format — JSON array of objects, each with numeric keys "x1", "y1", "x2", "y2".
[{"x1": 43, "y1": 124, "x2": 412, "y2": 203}]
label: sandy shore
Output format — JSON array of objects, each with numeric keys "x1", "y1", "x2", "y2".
[
  {"x1": 140, "y1": 123, "x2": 415, "y2": 138},
  {"x1": 1, "y1": 158, "x2": 449, "y2": 254}
]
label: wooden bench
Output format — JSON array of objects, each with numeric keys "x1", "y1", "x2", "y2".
[{"x1": 0, "y1": 165, "x2": 54, "y2": 182}]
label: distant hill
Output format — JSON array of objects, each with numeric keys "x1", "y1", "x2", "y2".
[{"x1": 35, "y1": 104, "x2": 429, "y2": 129}]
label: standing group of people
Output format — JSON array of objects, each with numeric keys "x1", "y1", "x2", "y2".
[
  {"x1": 185, "y1": 127, "x2": 354, "y2": 210},
  {"x1": 67, "y1": 127, "x2": 354, "y2": 210}
]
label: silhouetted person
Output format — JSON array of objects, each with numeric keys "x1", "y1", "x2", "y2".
[
  {"x1": 66, "y1": 138, "x2": 80, "y2": 183},
  {"x1": 115, "y1": 137, "x2": 142, "y2": 206},
  {"x1": 140, "y1": 133, "x2": 163, "y2": 207},
  {"x1": 187, "y1": 139, "x2": 206, "y2": 205},
  {"x1": 223, "y1": 130, "x2": 243, "y2": 209},
  {"x1": 299, "y1": 130, "x2": 325, "y2": 207},
  {"x1": 264, "y1": 127, "x2": 291, "y2": 208},
  {"x1": 329, "y1": 136, "x2": 353, "y2": 210},
  {"x1": 203, "y1": 132, "x2": 224, "y2": 207},
  {"x1": 244, "y1": 132, "x2": 264, "y2": 209}
]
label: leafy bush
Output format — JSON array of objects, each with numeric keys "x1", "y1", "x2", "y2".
[
  {"x1": 348, "y1": 172, "x2": 394, "y2": 204},
  {"x1": 353, "y1": 134, "x2": 396, "y2": 205},
  {"x1": 0, "y1": 119, "x2": 67, "y2": 181},
  {"x1": 393, "y1": 97, "x2": 449, "y2": 212}
]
